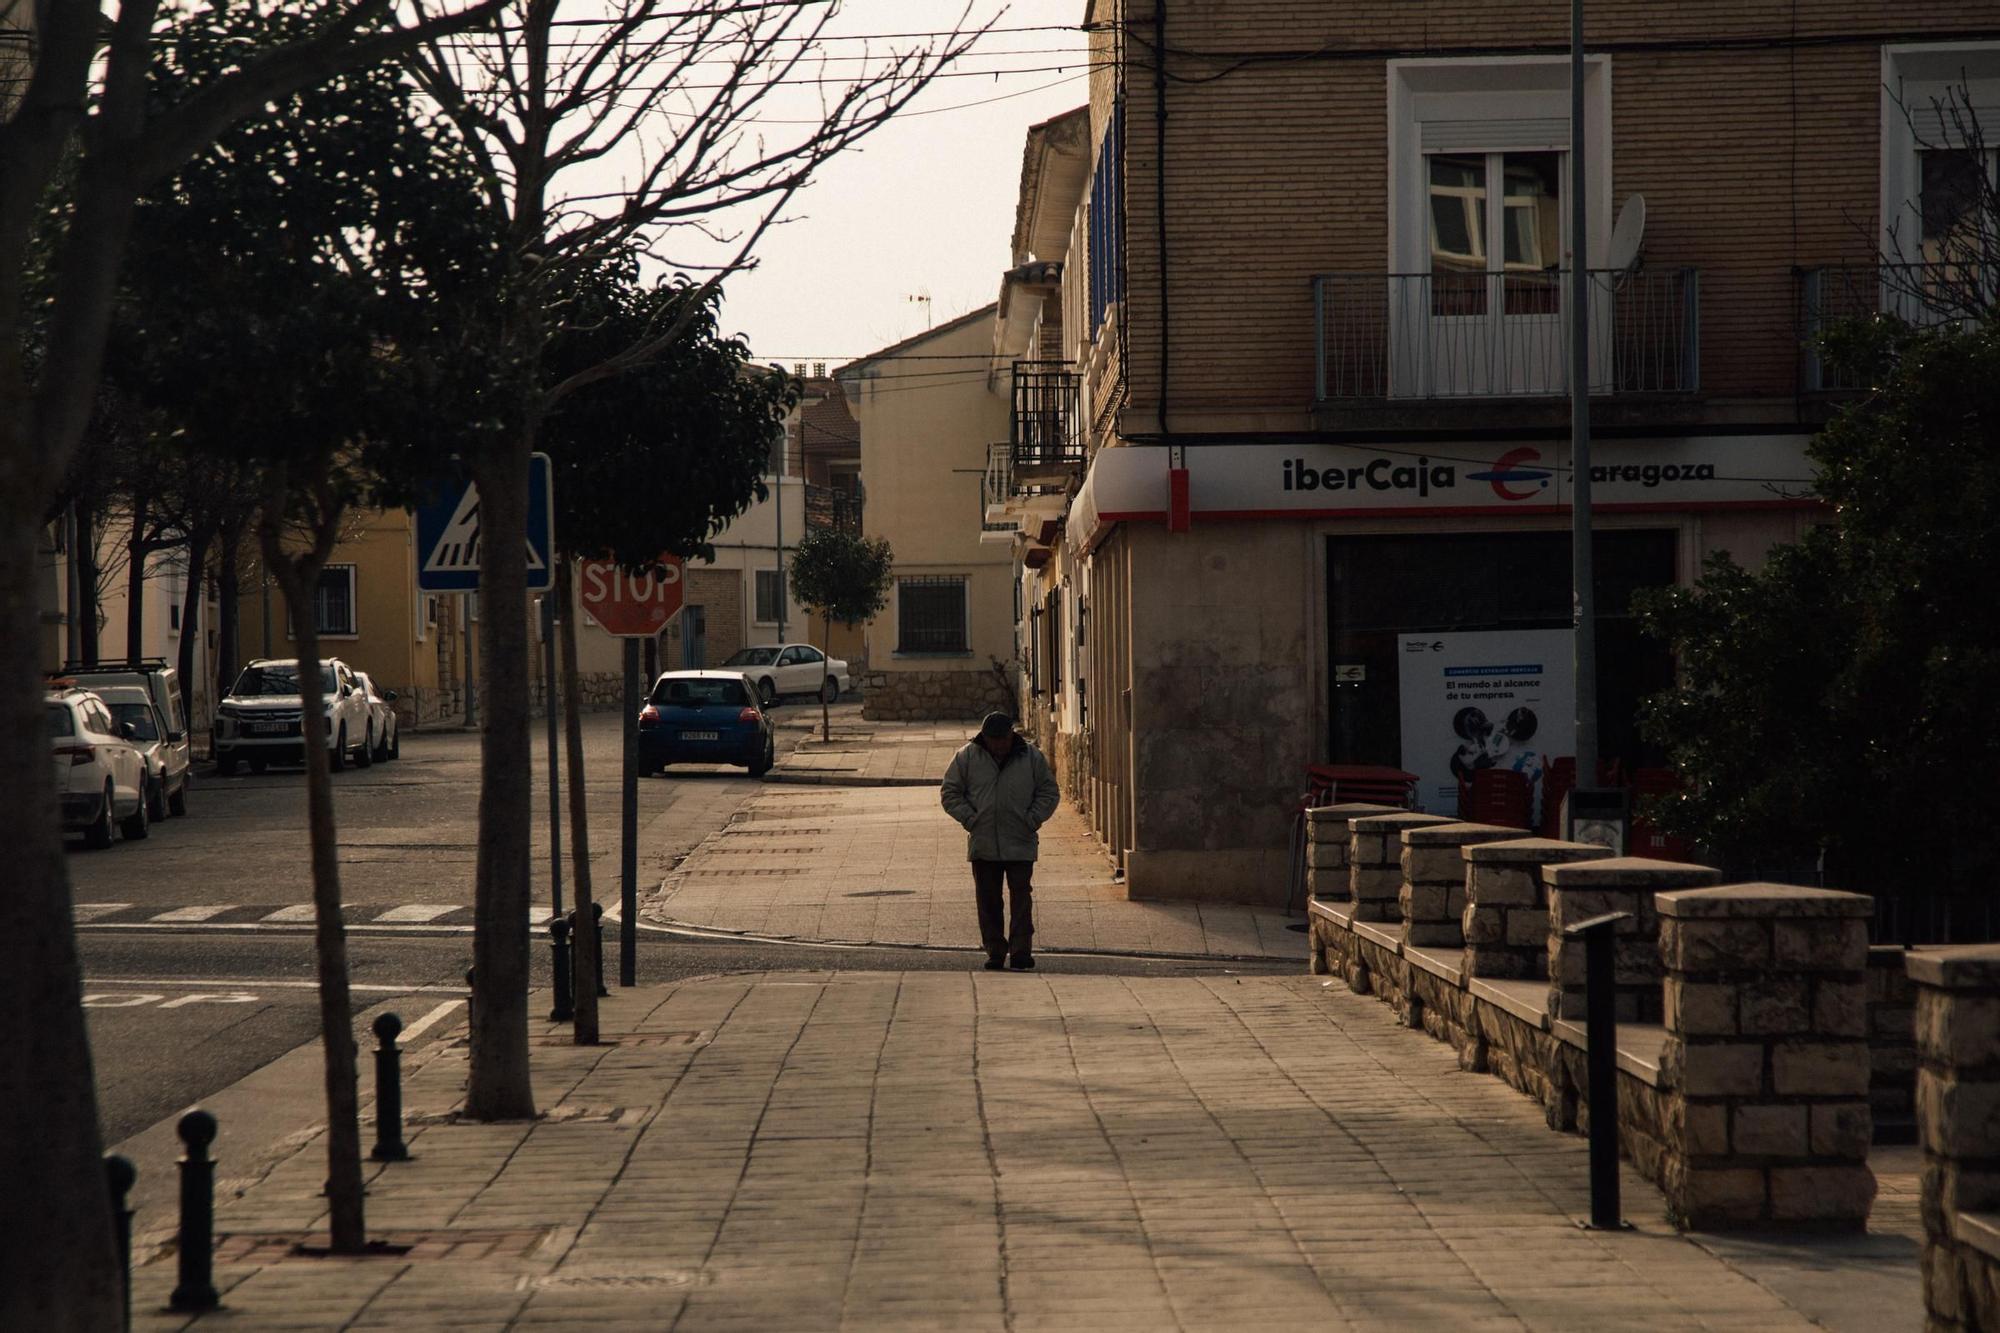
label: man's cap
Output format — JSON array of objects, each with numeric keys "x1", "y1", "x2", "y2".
[{"x1": 979, "y1": 711, "x2": 1015, "y2": 739}]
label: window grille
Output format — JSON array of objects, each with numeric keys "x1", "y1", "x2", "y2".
[
  {"x1": 897, "y1": 576, "x2": 968, "y2": 654},
  {"x1": 314, "y1": 565, "x2": 357, "y2": 636}
]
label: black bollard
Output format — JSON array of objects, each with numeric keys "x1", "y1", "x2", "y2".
[
  {"x1": 105, "y1": 1154, "x2": 136, "y2": 1333},
  {"x1": 548, "y1": 916, "x2": 574, "y2": 1022},
  {"x1": 169, "y1": 1110, "x2": 220, "y2": 1312},
  {"x1": 371, "y1": 1013, "x2": 410, "y2": 1162},
  {"x1": 1563, "y1": 911, "x2": 1632, "y2": 1231},
  {"x1": 592, "y1": 902, "x2": 609, "y2": 997}
]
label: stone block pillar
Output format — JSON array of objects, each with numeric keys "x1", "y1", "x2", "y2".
[
  {"x1": 1460, "y1": 838, "x2": 1614, "y2": 979},
  {"x1": 1398, "y1": 822, "x2": 1528, "y2": 949},
  {"x1": 1347, "y1": 812, "x2": 1455, "y2": 923},
  {"x1": 1305, "y1": 803, "x2": 1401, "y2": 907},
  {"x1": 1545, "y1": 858, "x2": 1723, "y2": 1022},
  {"x1": 1657, "y1": 884, "x2": 1874, "y2": 1231},
  {"x1": 1910, "y1": 945, "x2": 2000, "y2": 1331}
]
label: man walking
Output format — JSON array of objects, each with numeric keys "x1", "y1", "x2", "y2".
[{"x1": 941, "y1": 711, "x2": 1061, "y2": 971}]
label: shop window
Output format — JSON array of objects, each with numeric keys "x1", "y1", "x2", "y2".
[{"x1": 897, "y1": 575, "x2": 968, "y2": 655}]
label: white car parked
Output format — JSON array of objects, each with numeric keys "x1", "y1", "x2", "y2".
[
  {"x1": 354, "y1": 671, "x2": 401, "y2": 763},
  {"x1": 47, "y1": 687, "x2": 149, "y2": 847},
  {"x1": 96, "y1": 684, "x2": 193, "y2": 821},
  {"x1": 721, "y1": 644, "x2": 852, "y2": 706},
  {"x1": 213, "y1": 658, "x2": 373, "y2": 774}
]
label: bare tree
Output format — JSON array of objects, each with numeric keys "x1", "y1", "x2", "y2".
[
  {"x1": 0, "y1": 0, "x2": 505, "y2": 1320},
  {"x1": 407, "y1": 0, "x2": 983, "y2": 1117},
  {"x1": 1883, "y1": 80, "x2": 1998, "y2": 323}
]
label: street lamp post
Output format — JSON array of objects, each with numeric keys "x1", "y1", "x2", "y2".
[{"x1": 1569, "y1": 0, "x2": 1600, "y2": 793}]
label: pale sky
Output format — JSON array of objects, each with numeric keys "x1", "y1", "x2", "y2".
[{"x1": 693, "y1": 1, "x2": 1092, "y2": 367}]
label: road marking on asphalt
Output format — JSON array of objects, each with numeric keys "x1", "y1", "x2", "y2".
[
  {"x1": 399, "y1": 1000, "x2": 465, "y2": 1043},
  {"x1": 148, "y1": 904, "x2": 233, "y2": 923},
  {"x1": 372, "y1": 903, "x2": 458, "y2": 924},
  {"x1": 74, "y1": 902, "x2": 132, "y2": 922},
  {"x1": 84, "y1": 977, "x2": 472, "y2": 994},
  {"x1": 158, "y1": 992, "x2": 259, "y2": 1009},
  {"x1": 82, "y1": 993, "x2": 163, "y2": 1008},
  {"x1": 262, "y1": 905, "x2": 317, "y2": 923}
]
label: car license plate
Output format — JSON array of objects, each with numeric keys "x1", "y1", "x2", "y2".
[
  {"x1": 249, "y1": 721, "x2": 289, "y2": 734},
  {"x1": 681, "y1": 730, "x2": 719, "y2": 741}
]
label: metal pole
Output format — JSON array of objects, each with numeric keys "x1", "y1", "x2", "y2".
[
  {"x1": 169, "y1": 1111, "x2": 219, "y2": 1312},
  {"x1": 775, "y1": 467, "x2": 787, "y2": 642},
  {"x1": 620, "y1": 638, "x2": 639, "y2": 987},
  {"x1": 370, "y1": 1014, "x2": 409, "y2": 1162},
  {"x1": 1565, "y1": 911, "x2": 1629, "y2": 1229},
  {"x1": 66, "y1": 503, "x2": 83, "y2": 664},
  {"x1": 1570, "y1": 0, "x2": 1600, "y2": 786},
  {"x1": 463, "y1": 593, "x2": 477, "y2": 729},
  {"x1": 543, "y1": 593, "x2": 563, "y2": 917},
  {"x1": 105, "y1": 1154, "x2": 135, "y2": 1333},
  {"x1": 548, "y1": 916, "x2": 573, "y2": 1021}
]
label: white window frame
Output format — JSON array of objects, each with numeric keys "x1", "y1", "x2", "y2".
[{"x1": 1879, "y1": 43, "x2": 2000, "y2": 264}]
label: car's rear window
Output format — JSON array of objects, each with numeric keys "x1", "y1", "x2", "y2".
[
  {"x1": 47, "y1": 704, "x2": 74, "y2": 738},
  {"x1": 653, "y1": 678, "x2": 747, "y2": 708},
  {"x1": 723, "y1": 648, "x2": 777, "y2": 666}
]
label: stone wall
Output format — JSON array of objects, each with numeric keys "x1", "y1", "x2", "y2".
[
  {"x1": 861, "y1": 667, "x2": 1013, "y2": 721},
  {"x1": 1911, "y1": 945, "x2": 2000, "y2": 1332},
  {"x1": 398, "y1": 670, "x2": 624, "y2": 732},
  {"x1": 1305, "y1": 818, "x2": 1882, "y2": 1233},
  {"x1": 1545, "y1": 859, "x2": 1724, "y2": 1023},
  {"x1": 1463, "y1": 838, "x2": 1613, "y2": 979},
  {"x1": 1655, "y1": 884, "x2": 1875, "y2": 1231}
]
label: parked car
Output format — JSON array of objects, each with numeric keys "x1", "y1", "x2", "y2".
[
  {"x1": 720, "y1": 644, "x2": 851, "y2": 706},
  {"x1": 95, "y1": 684, "x2": 192, "y2": 820},
  {"x1": 213, "y1": 658, "x2": 372, "y2": 774},
  {"x1": 47, "y1": 687, "x2": 149, "y2": 847},
  {"x1": 638, "y1": 671, "x2": 775, "y2": 776},
  {"x1": 354, "y1": 671, "x2": 401, "y2": 763},
  {"x1": 56, "y1": 659, "x2": 190, "y2": 768}
]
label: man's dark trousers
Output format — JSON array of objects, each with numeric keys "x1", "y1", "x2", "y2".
[{"x1": 971, "y1": 860, "x2": 1034, "y2": 962}]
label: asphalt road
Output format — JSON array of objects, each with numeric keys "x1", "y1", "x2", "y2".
[{"x1": 76, "y1": 706, "x2": 1289, "y2": 1157}]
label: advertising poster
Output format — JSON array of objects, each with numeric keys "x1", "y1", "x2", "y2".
[{"x1": 1397, "y1": 630, "x2": 1576, "y2": 820}]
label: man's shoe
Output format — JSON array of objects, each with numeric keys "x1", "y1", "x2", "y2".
[
  {"x1": 1008, "y1": 954, "x2": 1036, "y2": 971},
  {"x1": 983, "y1": 956, "x2": 1007, "y2": 972}
]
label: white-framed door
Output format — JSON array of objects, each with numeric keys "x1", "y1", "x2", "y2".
[{"x1": 1419, "y1": 148, "x2": 1568, "y2": 396}]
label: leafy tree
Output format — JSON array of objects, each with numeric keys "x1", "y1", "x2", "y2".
[
  {"x1": 89, "y1": 2, "x2": 501, "y2": 1254},
  {"x1": 537, "y1": 261, "x2": 795, "y2": 1041},
  {"x1": 1637, "y1": 313, "x2": 2000, "y2": 909},
  {"x1": 787, "y1": 525, "x2": 892, "y2": 741},
  {"x1": 408, "y1": 0, "x2": 978, "y2": 1118},
  {"x1": 1, "y1": 0, "x2": 503, "y2": 1319}
]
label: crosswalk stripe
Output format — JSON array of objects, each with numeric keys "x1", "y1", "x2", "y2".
[
  {"x1": 262, "y1": 905, "x2": 317, "y2": 923},
  {"x1": 73, "y1": 902, "x2": 131, "y2": 923},
  {"x1": 372, "y1": 903, "x2": 459, "y2": 924},
  {"x1": 149, "y1": 904, "x2": 233, "y2": 923}
]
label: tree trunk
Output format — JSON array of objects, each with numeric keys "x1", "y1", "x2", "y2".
[
  {"x1": 217, "y1": 522, "x2": 242, "y2": 704},
  {"x1": 0, "y1": 489, "x2": 121, "y2": 1329},
  {"x1": 464, "y1": 439, "x2": 537, "y2": 1118},
  {"x1": 260, "y1": 526, "x2": 367, "y2": 1254},
  {"x1": 125, "y1": 498, "x2": 148, "y2": 666},
  {"x1": 177, "y1": 522, "x2": 216, "y2": 733},
  {"x1": 78, "y1": 504, "x2": 100, "y2": 666},
  {"x1": 556, "y1": 554, "x2": 599, "y2": 1042}
]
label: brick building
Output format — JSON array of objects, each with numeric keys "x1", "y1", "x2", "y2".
[{"x1": 984, "y1": 2, "x2": 2000, "y2": 904}]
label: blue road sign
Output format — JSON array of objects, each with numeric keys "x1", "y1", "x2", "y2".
[{"x1": 416, "y1": 453, "x2": 554, "y2": 592}]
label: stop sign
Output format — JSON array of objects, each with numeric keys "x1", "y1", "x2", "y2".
[{"x1": 578, "y1": 557, "x2": 684, "y2": 637}]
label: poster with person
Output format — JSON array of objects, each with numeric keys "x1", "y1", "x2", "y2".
[{"x1": 1396, "y1": 630, "x2": 1576, "y2": 821}]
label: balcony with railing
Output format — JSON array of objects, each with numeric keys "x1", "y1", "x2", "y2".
[
  {"x1": 1011, "y1": 359, "x2": 1084, "y2": 483},
  {"x1": 1799, "y1": 261, "x2": 1995, "y2": 392},
  {"x1": 1312, "y1": 268, "x2": 1700, "y2": 422}
]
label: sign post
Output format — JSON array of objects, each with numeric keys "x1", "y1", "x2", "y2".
[{"x1": 578, "y1": 556, "x2": 685, "y2": 987}]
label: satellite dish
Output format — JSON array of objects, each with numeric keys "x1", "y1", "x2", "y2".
[{"x1": 1608, "y1": 194, "x2": 1647, "y2": 274}]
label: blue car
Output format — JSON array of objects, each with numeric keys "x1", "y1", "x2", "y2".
[{"x1": 638, "y1": 671, "x2": 774, "y2": 777}]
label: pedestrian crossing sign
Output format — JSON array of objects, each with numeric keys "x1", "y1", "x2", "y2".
[{"x1": 416, "y1": 453, "x2": 554, "y2": 592}]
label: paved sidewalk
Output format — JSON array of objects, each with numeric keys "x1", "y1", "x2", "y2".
[
  {"x1": 128, "y1": 973, "x2": 1916, "y2": 1331},
  {"x1": 765, "y1": 712, "x2": 967, "y2": 786},
  {"x1": 645, "y1": 785, "x2": 1310, "y2": 961}
]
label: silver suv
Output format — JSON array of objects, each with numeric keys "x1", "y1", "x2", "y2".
[{"x1": 214, "y1": 658, "x2": 373, "y2": 774}]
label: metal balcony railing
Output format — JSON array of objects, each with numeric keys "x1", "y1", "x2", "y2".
[
  {"x1": 1799, "y1": 261, "x2": 1997, "y2": 392},
  {"x1": 981, "y1": 443, "x2": 1015, "y2": 532},
  {"x1": 1313, "y1": 268, "x2": 1700, "y2": 403},
  {"x1": 1011, "y1": 360, "x2": 1083, "y2": 473}
]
